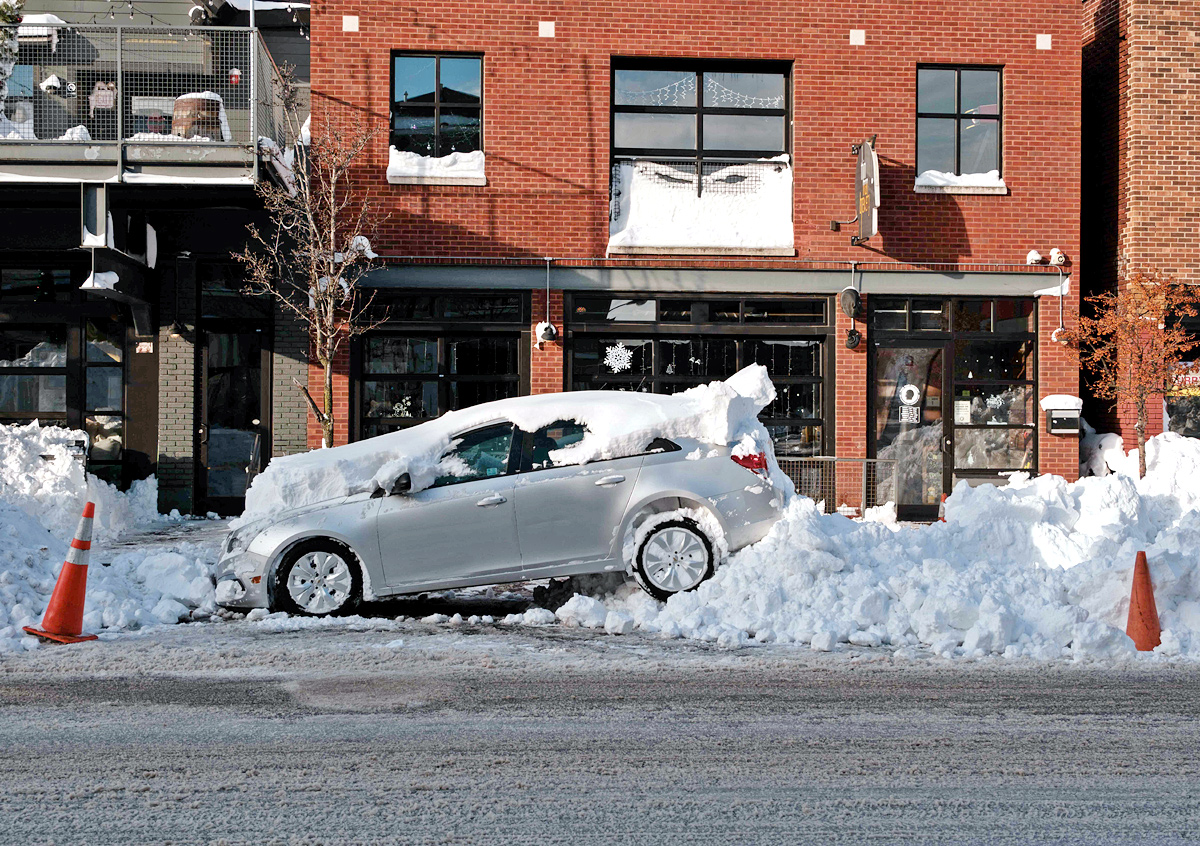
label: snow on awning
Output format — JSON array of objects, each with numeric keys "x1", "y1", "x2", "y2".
[
  {"x1": 17, "y1": 14, "x2": 68, "y2": 52},
  {"x1": 607, "y1": 156, "x2": 794, "y2": 255}
]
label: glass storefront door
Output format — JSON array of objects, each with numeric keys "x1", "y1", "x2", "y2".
[
  {"x1": 872, "y1": 343, "x2": 950, "y2": 521},
  {"x1": 198, "y1": 327, "x2": 267, "y2": 515}
]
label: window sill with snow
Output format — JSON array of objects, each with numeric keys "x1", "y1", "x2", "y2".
[
  {"x1": 607, "y1": 156, "x2": 795, "y2": 257},
  {"x1": 914, "y1": 169, "x2": 1008, "y2": 195},
  {"x1": 387, "y1": 148, "x2": 487, "y2": 186}
]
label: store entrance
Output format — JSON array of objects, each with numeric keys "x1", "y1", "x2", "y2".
[{"x1": 871, "y1": 342, "x2": 951, "y2": 522}]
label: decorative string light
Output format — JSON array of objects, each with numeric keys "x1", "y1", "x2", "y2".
[{"x1": 615, "y1": 75, "x2": 784, "y2": 109}]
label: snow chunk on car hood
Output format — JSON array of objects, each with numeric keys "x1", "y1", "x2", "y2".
[{"x1": 235, "y1": 365, "x2": 777, "y2": 526}]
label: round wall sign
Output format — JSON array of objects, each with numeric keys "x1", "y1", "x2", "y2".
[{"x1": 898, "y1": 384, "x2": 921, "y2": 406}]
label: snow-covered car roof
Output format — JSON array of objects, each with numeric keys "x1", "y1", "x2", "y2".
[{"x1": 236, "y1": 365, "x2": 777, "y2": 525}]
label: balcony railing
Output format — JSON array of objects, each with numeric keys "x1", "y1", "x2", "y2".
[{"x1": 0, "y1": 24, "x2": 292, "y2": 182}]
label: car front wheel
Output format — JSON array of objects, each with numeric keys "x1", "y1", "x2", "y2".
[
  {"x1": 633, "y1": 519, "x2": 715, "y2": 601},
  {"x1": 270, "y1": 539, "x2": 363, "y2": 617}
]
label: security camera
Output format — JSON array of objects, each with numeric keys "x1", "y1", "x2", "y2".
[
  {"x1": 1026, "y1": 249, "x2": 1044, "y2": 265},
  {"x1": 1049, "y1": 248, "x2": 1067, "y2": 266},
  {"x1": 535, "y1": 321, "x2": 558, "y2": 348}
]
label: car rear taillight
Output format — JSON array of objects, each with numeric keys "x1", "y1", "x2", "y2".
[{"x1": 731, "y1": 452, "x2": 769, "y2": 479}]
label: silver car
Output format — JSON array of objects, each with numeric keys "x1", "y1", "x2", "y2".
[{"x1": 214, "y1": 404, "x2": 785, "y2": 617}]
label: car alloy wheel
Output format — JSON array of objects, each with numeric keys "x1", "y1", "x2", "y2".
[
  {"x1": 634, "y1": 519, "x2": 714, "y2": 601},
  {"x1": 271, "y1": 540, "x2": 363, "y2": 617}
]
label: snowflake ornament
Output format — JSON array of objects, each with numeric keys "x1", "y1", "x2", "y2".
[{"x1": 604, "y1": 342, "x2": 634, "y2": 373}]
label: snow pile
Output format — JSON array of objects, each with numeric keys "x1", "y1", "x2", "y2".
[
  {"x1": 387, "y1": 148, "x2": 485, "y2": 182},
  {"x1": 0, "y1": 423, "x2": 223, "y2": 654},
  {"x1": 608, "y1": 156, "x2": 793, "y2": 252},
  {"x1": 237, "y1": 365, "x2": 780, "y2": 525},
  {"x1": 57, "y1": 124, "x2": 91, "y2": 142},
  {"x1": 544, "y1": 432, "x2": 1200, "y2": 661},
  {"x1": 915, "y1": 169, "x2": 1007, "y2": 190}
]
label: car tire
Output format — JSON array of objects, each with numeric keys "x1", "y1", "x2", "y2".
[
  {"x1": 633, "y1": 518, "x2": 715, "y2": 602},
  {"x1": 269, "y1": 539, "x2": 363, "y2": 617}
]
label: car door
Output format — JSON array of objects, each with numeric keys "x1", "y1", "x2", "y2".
[
  {"x1": 512, "y1": 420, "x2": 645, "y2": 578},
  {"x1": 375, "y1": 421, "x2": 522, "y2": 590}
]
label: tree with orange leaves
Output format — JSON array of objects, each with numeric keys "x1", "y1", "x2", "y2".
[{"x1": 1062, "y1": 268, "x2": 1200, "y2": 478}]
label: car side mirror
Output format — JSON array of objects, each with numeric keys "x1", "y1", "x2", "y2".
[{"x1": 390, "y1": 473, "x2": 411, "y2": 496}]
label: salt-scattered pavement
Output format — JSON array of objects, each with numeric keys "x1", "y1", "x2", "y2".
[{"x1": 3, "y1": 622, "x2": 1200, "y2": 845}]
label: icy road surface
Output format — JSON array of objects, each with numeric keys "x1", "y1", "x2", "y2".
[{"x1": 3, "y1": 621, "x2": 1200, "y2": 844}]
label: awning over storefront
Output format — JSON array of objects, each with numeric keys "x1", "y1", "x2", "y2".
[{"x1": 363, "y1": 265, "x2": 1064, "y2": 297}]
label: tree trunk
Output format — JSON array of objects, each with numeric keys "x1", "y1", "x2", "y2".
[
  {"x1": 1135, "y1": 400, "x2": 1147, "y2": 479},
  {"x1": 322, "y1": 357, "x2": 335, "y2": 448}
]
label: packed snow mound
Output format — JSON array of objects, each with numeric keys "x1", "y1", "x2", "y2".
[
  {"x1": 0, "y1": 422, "x2": 159, "y2": 543},
  {"x1": 540, "y1": 432, "x2": 1200, "y2": 661},
  {"x1": 236, "y1": 365, "x2": 779, "y2": 526},
  {"x1": 0, "y1": 422, "x2": 219, "y2": 654}
]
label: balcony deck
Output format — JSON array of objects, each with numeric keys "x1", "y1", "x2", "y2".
[{"x1": 0, "y1": 24, "x2": 291, "y2": 184}]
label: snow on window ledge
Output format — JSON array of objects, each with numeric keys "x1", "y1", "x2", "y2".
[
  {"x1": 387, "y1": 148, "x2": 486, "y2": 186},
  {"x1": 913, "y1": 169, "x2": 1008, "y2": 195},
  {"x1": 607, "y1": 156, "x2": 795, "y2": 256}
]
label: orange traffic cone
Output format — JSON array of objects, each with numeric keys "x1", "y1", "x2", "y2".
[
  {"x1": 1126, "y1": 550, "x2": 1161, "y2": 652},
  {"x1": 23, "y1": 502, "x2": 99, "y2": 645}
]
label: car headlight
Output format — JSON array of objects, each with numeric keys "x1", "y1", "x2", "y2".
[{"x1": 223, "y1": 526, "x2": 256, "y2": 556}]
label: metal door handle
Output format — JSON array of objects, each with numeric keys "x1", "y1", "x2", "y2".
[
  {"x1": 595, "y1": 475, "x2": 626, "y2": 487},
  {"x1": 476, "y1": 494, "x2": 507, "y2": 507}
]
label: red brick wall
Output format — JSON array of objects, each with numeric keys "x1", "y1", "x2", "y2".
[
  {"x1": 530, "y1": 288, "x2": 564, "y2": 395},
  {"x1": 310, "y1": 0, "x2": 1083, "y2": 480}
]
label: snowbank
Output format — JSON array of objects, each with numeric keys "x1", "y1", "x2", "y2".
[
  {"x1": 539, "y1": 432, "x2": 1200, "y2": 661},
  {"x1": 0, "y1": 423, "x2": 222, "y2": 654},
  {"x1": 608, "y1": 156, "x2": 793, "y2": 252},
  {"x1": 387, "y1": 148, "x2": 485, "y2": 183},
  {"x1": 237, "y1": 365, "x2": 779, "y2": 525}
]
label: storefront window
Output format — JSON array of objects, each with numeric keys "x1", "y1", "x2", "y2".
[
  {"x1": 356, "y1": 294, "x2": 526, "y2": 440},
  {"x1": 0, "y1": 326, "x2": 68, "y2": 418},
  {"x1": 568, "y1": 295, "x2": 831, "y2": 456}
]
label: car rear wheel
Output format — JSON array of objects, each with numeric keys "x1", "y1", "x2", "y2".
[
  {"x1": 633, "y1": 519, "x2": 714, "y2": 601},
  {"x1": 270, "y1": 540, "x2": 363, "y2": 617}
]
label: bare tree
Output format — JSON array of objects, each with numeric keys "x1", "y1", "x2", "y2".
[
  {"x1": 238, "y1": 72, "x2": 386, "y2": 448},
  {"x1": 1061, "y1": 267, "x2": 1200, "y2": 478}
]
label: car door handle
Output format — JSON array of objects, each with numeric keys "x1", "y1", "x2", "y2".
[
  {"x1": 595, "y1": 475, "x2": 626, "y2": 487},
  {"x1": 476, "y1": 494, "x2": 507, "y2": 507}
]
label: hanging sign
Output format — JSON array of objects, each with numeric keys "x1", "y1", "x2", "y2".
[{"x1": 852, "y1": 136, "x2": 881, "y2": 246}]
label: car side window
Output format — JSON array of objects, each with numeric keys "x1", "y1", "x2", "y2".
[
  {"x1": 431, "y1": 423, "x2": 516, "y2": 487},
  {"x1": 521, "y1": 420, "x2": 587, "y2": 471}
]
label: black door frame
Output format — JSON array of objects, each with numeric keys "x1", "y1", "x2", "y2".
[
  {"x1": 196, "y1": 320, "x2": 272, "y2": 515},
  {"x1": 868, "y1": 337, "x2": 953, "y2": 522}
]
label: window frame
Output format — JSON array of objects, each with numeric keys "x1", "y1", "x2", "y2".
[
  {"x1": 610, "y1": 57, "x2": 792, "y2": 164},
  {"x1": 915, "y1": 64, "x2": 1003, "y2": 177},
  {"x1": 389, "y1": 50, "x2": 484, "y2": 158}
]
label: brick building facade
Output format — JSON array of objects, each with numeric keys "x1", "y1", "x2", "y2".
[
  {"x1": 1082, "y1": 0, "x2": 1200, "y2": 442},
  {"x1": 308, "y1": 0, "x2": 1083, "y2": 519}
]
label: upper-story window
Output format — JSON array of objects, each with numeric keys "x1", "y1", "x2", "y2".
[
  {"x1": 612, "y1": 60, "x2": 789, "y2": 162},
  {"x1": 391, "y1": 53, "x2": 483, "y2": 156},
  {"x1": 608, "y1": 59, "x2": 794, "y2": 255},
  {"x1": 915, "y1": 66, "x2": 1002, "y2": 188}
]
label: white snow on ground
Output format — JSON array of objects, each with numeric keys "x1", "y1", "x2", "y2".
[
  {"x1": 607, "y1": 156, "x2": 794, "y2": 252},
  {"x1": 237, "y1": 365, "x2": 781, "y2": 525},
  {"x1": 527, "y1": 432, "x2": 1200, "y2": 662},
  {"x1": 0, "y1": 423, "x2": 218, "y2": 654}
]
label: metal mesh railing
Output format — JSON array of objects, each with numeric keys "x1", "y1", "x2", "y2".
[
  {"x1": 776, "y1": 457, "x2": 899, "y2": 517},
  {"x1": 0, "y1": 24, "x2": 273, "y2": 146}
]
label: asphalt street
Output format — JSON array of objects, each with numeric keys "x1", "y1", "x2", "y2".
[{"x1": 2, "y1": 620, "x2": 1199, "y2": 845}]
